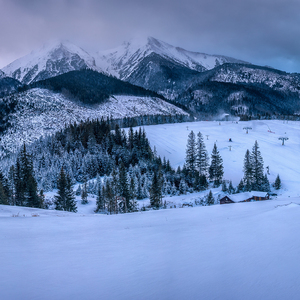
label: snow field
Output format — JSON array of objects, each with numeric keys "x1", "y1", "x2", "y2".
[
  {"x1": 1, "y1": 120, "x2": 300, "y2": 299},
  {"x1": 1, "y1": 197, "x2": 300, "y2": 300},
  {"x1": 141, "y1": 120, "x2": 300, "y2": 196}
]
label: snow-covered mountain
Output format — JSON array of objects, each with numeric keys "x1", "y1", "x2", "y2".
[
  {"x1": 1, "y1": 41, "x2": 96, "y2": 84},
  {"x1": 0, "y1": 88, "x2": 188, "y2": 157},
  {"x1": 95, "y1": 36, "x2": 247, "y2": 80},
  {"x1": 0, "y1": 70, "x2": 5, "y2": 79}
]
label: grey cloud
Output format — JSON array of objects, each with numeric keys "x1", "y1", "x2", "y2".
[{"x1": 1, "y1": 0, "x2": 300, "y2": 72}]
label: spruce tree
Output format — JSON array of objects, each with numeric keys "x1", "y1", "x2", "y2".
[
  {"x1": 54, "y1": 167, "x2": 77, "y2": 212},
  {"x1": 118, "y1": 162, "x2": 131, "y2": 212},
  {"x1": 228, "y1": 180, "x2": 235, "y2": 194},
  {"x1": 209, "y1": 143, "x2": 224, "y2": 187},
  {"x1": 150, "y1": 171, "x2": 162, "y2": 209},
  {"x1": 206, "y1": 190, "x2": 214, "y2": 206},
  {"x1": 196, "y1": 131, "x2": 209, "y2": 176},
  {"x1": 95, "y1": 184, "x2": 105, "y2": 213},
  {"x1": 81, "y1": 180, "x2": 88, "y2": 204},
  {"x1": 251, "y1": 141, "x2": 265, "y2": 191},
  {"x1": 221, "y1": 180, "x2": 228, "y2": 192},
  {"x1": 54, "y1": 167, "x2": 67, "y2": 211},
  {"x1": 14, "y1": 144, "x2": 39, "y2": 208},
  {"x1": 243, "y1": 149, "x2": 253, "y2": 190},
  {"x1": 199, "y1": 174, "x2": 208, "y2": 191},
  {"x1": 0, "y1": 181, "x2": 8, "y2": 205},
  {"x1": 65, "y1": 174, "x2": 77, "y2": 212},
  {"x1": 274, "y1": 174, "x2": 281, "y2": 190},
  {"x1": 236, "y1": 179, "x2": 245, "y2": 193},
  {"x1": 185, "y1": 130, "x2": 197, "y2": 176}
]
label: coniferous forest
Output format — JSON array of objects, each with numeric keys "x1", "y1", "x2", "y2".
[{"x1": 0, "y1": 116, "x2": 271, "y2": 213}]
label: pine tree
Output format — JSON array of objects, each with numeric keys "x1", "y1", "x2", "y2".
[
  {"x1": 54, "y1": 167, "x2": 77, "y2": 212},
  {"x1": 54, "y1": 167, "x2": 67, "y2": 211},
  {"x1": 199, "y1": 174, "x2": 208, "y2": 191},
  {"x1": 209, "y1": 143, "x2": 224, "y2": 187},
  {"x1": 221, "y1": 180, "x2": 228, "y2": 192},
  {"x1": 65, "y1": 173, "x2": 77, "y2": 212},
  {"x1": 251, "y1": 141, "x2": 265, "y2": 191},
  {"x1": 243, "y1": 149, "x2": 253, "y2": 189},
  {"x1": 14, "y1": 144, "x2": 39, "y2": 207},
  {"x1": 228, "y1": 180, "x2": 235, "y2": 194},
  {"x1": 150, "y1": 171, "x2": 162, "y2": 209},
  {"x1": 206, "y1": 190, "x2": 214, "y2": 206},
  {"x1": 196, "y1": 131, "x2": 209, "y2": 176},
  {"x1": 81, "y1": 182, "x2": 88, "y2": 204},
  {"x1": 95, "y1": 184, "x2": 105, "y2": 213},
  {"x1": 179, "y1": 178, "x2": 188, "y2": 195},
  {"x1": 185, "y1": 130, "x2": 197, "y2": 176},
  {"x1": 274, "y1": 174, "x2": 281, "y2": 190},
  {"x1": 261, "y1": 174, "x2": 270, "y2": 192},
  {"x1": 236, "y1": 179, "x2": 244, "y2": 193},
  {"x1": 0, "y1": 181, "x2": 8, "y2": 205},
  {"x1": 118, "y1": 162, "x2": 131, "y2": 212}
]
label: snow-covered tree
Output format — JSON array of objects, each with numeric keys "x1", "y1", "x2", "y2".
[
  {"x1": 185, "y1": 130, "x2": 197, "y2": 176},
  {"x1": 196, "y1": 131, "x2": 209, "y2": 176},
  {"x1": 274, "y1": 174, "x2": 281, "y2": 190},
  {"x1": 209, "y1": 143, "x2": 224, "y2": 187},
  {"x1": 206, "y1": 190, "x2": 214, "y2": 206},
  {"x1": 251, "y1": 141, "x2": 265, "y2": 191}
]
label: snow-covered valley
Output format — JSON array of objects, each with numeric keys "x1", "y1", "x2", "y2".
[{"x1": 1, "y1": 120, "x2": 300, "y2": 299}]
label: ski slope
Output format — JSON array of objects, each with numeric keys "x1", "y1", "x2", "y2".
[{"x1": 142, "y1": 120, "x2": 300, "y2": 197}]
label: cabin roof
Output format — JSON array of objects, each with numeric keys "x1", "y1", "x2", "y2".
[{"x1": 227, "y1": 191, "x2": 268, "y2": 203}]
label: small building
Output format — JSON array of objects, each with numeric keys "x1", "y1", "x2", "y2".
[{"x1": 220, "y1": 191, "x2": 269, "y2": 204}]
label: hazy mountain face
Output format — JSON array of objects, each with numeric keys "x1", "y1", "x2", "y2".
[{"x1": 1, "y1": 41, "x2": 96, "y2": 84}]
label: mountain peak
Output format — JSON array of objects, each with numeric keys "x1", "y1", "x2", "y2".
[
  {"x1": 95, "y1": 37, "x2": 248, "y2": 80},
  {"x1": 1, "y1": 40, "x2": 96, "y2": 84}
]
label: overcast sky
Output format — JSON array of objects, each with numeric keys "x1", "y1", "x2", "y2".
[{"x1": 1, "y1": 0, "x2": 300, "y2": 73}]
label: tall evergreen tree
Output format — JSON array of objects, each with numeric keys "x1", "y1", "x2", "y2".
[
  {"x1": 206, "y1": 190, "x2": 215, "y2": 206},
  {"x1": 14, "y1": 144, "x2": 39, "y2": 207},
  {"x1": 243, "y1": 149, "x2": 253, "y2": 191},
  {"x1": 0, "y1": 181, "x2": 8, "y2": 205},
  {"x1": 95, "y1": 183, "x2": 105, "y2": 213},
  {"x1": 251, "y1": 140, "x2": 265, "y2": 190},
  {"x1": 54, "y1": 167, "x2": 77, "y2": 212},
  {"x1": 118, "y1": 162, "x2": 131, "y2": 212},
  {"x1": 185, "y1": 130, "x2": 197, "y2": 176},
  {"x1": 65, "y1": 174, "x2": 77, "y2": 212},
  {"x1": 274, "y1": 174, "x2": 281, "y2": 190},
  {"x1": 150, "y1": 171, "x2": 162, "y2": 209},
  {"x1": 209, "y1": 143, "x2": 224, "y2": 187},
  {"x1": 196, "y1": 131, "x2": 209, "y2": 176}
]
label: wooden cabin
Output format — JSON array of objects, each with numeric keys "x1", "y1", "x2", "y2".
[{"x1": 220, "y1": 192, "x2": 269, "y2": 204}]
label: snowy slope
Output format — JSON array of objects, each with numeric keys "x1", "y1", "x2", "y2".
[
  {"x1": 1, "y1": 197, "x2": 300, "y2": 300},
  {"x1": 0, "y1": 70, "x2": 4, "y2": 79},
  {"x1": 1, "y1": 40, "x2": 96, "y2": 84},
  {"x1": 140, "y1": 120, "x2": 300, "y2": 197},
  {"x1": 0, "y1": 88, "x2": 188, "y2": 157},
  {"x1": 95, "y1": 36, "x2": 247, "y2": 80}
]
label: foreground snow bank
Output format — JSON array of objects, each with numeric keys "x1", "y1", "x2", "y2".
[{"x1": 1, "y1": 197, "x2": 300, "y2": 300}]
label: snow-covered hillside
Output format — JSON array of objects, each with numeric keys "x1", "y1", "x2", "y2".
[
  {"x1": 0, "y1": 88, "x2": 187, "y2": 157},
  {"x1": 1, "y1": 41, "x2": 96, "y2": 84},
  {"x1": 1, "y1": 196, "x2": 300, "y2": 300},
  {"x1": 95, "y1": 36, "x2": 247, "y2": 79},
  {"x1": 140, "y1": 120, "x2": 300, "y2": 197},
  {"x1": 212, "y1": 65, "x2": 300, "y2": 95}
]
